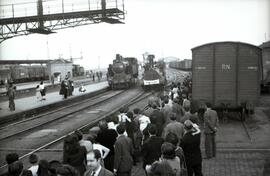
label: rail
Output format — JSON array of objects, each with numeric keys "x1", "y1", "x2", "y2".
[{"x1": 0, "y1": 88, "x2": 150, "y2": 173}]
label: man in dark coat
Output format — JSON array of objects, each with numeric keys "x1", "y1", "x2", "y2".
[
  {"x1": 150, "y1": 104, "x2": 166, "y2": 137},
  {"x1": 63, "y1": 135, "x2": 87, "y2": 176},
  {"x1": 60, "y1": 77, "x2": 69, "y2": 99},
  {"x1": 113, "y1": 124, "x2": 133, "y2": 176},
  {"x1": 96, "y1": 121, "x2": 117, "y2": 172},
  {"x1": 84, "y1": 150, "x2": 114, "y2": 176},
  {"x1": 7, "y1": 83, "x2": 15, "y2": 111},
  {"x1": 203, "y1": 102, "x2": 219, "y2": 159},
  {"x1": 8, "y1": 161, "x2": 33, "y2": 176},
  {"x1": 141, "y1": 124, "x2": 164, "y2": 169},
  {"x1": 180, "y1": 120, "x2": 203, "y2": 176},
  {"x1": 1, "y1": 153, "x2": 20, "y2": 176}
]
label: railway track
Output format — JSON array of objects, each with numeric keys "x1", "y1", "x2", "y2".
[
  {"x1": 0, "y1": 90, "x2": 126, "y2": 140},
  {"x1": 0, "y1": 88, "x2": 152, "y2": 173}
]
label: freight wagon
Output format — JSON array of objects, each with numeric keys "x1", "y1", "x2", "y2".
[
  {"x1": 169, "y1": 59, "x2": 192, "y2": 71},
  {"x1": 72, "y1": 64, "x2": 85, "y2": 77},
  {"x1": 260, "y1": 41, "x2": 270, "y2": 93},
  {"x1": 191, "y1": 42, "x2": 262, "y2": 119},
  {"x1": 0, "y1": 65, "x2": 49, "y2": 84}
]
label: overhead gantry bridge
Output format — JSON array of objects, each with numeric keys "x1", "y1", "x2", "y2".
[{"x1": 0, "y1": 0, "x2": 125, "y2": 43}]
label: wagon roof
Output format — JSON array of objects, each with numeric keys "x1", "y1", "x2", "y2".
[
  {"x1": 191, "y1": 41, "x2": 262, "y2": 51},
  {"x1": 259, "y1": 41, "x2": 270, "y2": 48}
]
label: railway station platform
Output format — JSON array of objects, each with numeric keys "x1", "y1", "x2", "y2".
[
  {"x1": 0, "y1": 81, "x2": 109, "y2": 123},
  {"x1": 0, "y1": 77, "x2": 97, "y2": 93}
]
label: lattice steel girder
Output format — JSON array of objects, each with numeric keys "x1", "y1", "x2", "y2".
[{"x1": 0, "y1": 8, "x2": 125, "y2": 43}]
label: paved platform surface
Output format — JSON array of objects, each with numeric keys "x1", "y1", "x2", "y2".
[
  {"x1": 0, "y1": 77, "x2": 98, "y2": 93},
  {"x1": 0, "y1": 81, "x2": 108, "y2": 119},
  {"x1": 130, "y1": 151, "x2": 270, "y2": 176}
]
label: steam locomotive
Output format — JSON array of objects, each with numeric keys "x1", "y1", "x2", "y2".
[
  {"x1": 141, "y1": 54, "x2": 166, "y2": 89},
  {"x1": 107, "y1": 54, "x2": 139, "y2": 89}
]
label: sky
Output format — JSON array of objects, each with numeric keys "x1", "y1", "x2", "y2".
[{"x1": 0, "y1": 0, "x2": 269, "y2": 70}]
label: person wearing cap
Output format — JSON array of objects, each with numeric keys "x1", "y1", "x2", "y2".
[
  {"x1": 84, "y1": 150, "x2": 114, "y2": 176},
  {"x1": 180, "y1": 120, "x2": 203, "y2": 176},
  {"x1": 203, "y1": 102, "x2": 219, "y2": 159}
]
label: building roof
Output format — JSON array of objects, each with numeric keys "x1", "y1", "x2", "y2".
[
  {"x1": 0, "y1": 60, "x2": 49, "y2": 64},
  {"x1": 49, "y1": 59, "x2": 72, "y2": 64},
  {"x1": 0, "y1": 59, "x2": 72, "y2": 65}
]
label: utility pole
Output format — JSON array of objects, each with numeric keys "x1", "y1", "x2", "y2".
[
  {"x1": 69, "y1": 44, "x2": 73, "y2": 63},
  {"x1": 46, "y1": 36, "x2": 50, "y2": 59},
  {"x1": 98, "y1": 56, "x2": 100, "y2": 70}
]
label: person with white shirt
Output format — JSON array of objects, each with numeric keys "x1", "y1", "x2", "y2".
[
  {"x1": 84, "y1": 150, "x2": 114, "y2": 176},
  {"x1": 138, "y1": 114, "x2": 151, "y2": 132},
  {"x1": 28, "y1": 153, "x2": 39, "y2": 176},
  {"x1": 39, "y1": 81, "x2": 46, "y2": 100},
  {"x1": 87, "y1": 135, "x2": 110, "y2": 167},
  {"x1": 118, "y1": 107, "x2": 131, "y2": 123},
  {"x1": 107, "y1": 116, "x2": 128, "y2": 136}
]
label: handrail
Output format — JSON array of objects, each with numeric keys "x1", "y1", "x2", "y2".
[{"x1": 0, "y1": 0, "x2": 124, "y2": 19}]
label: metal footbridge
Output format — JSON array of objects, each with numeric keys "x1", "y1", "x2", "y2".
[{"x1": 0, "y1": 0, "x2": 125, "y2": 43}]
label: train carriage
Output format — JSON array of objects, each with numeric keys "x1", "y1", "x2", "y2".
[
  {"x1": 192, "y1": 41, "x2": 262, "y2": 119},
  {"x1": 1, "y1": 65, "x2": 49, "y2": 83}
]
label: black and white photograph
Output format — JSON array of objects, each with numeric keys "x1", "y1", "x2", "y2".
[{"x1": 0, "y1": 0, "x2": 269, "y2": 175}]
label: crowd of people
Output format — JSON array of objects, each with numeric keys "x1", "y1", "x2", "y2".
[
  {"x1": 3, "y1": 77, "x2": 220, "y2": 176},
  {"x1": 88, "y1": 71, "x2": 103, "y2": 82},
  {"x1": 59, "y1": 76, "x2": 75, "y2": 99}
]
